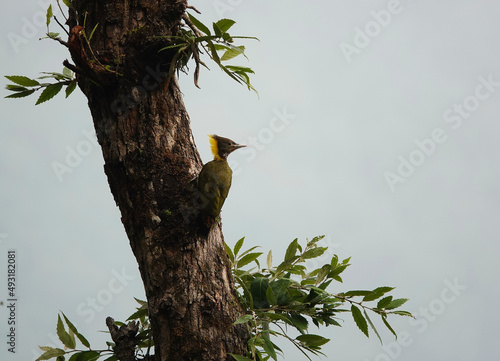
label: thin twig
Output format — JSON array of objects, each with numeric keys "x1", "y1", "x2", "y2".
[
  {"x1": 47, "y1": 35, "x2": 68, "y2": 47},
  {"x1": 181, "y1": 14, "x2": 203, "y2": 38},
  {"x1": 186, "y1": 5, "x2": 201, "y2": 14},
  {"x1": 275, "y1": 323, "x2": 313, "y2": 361},
  {"x1": 56, "y1": 0, "x2": 69, "y2": 22},
  {"x1": 54, "y1": 16, "x2": 70, "y2": 36}
]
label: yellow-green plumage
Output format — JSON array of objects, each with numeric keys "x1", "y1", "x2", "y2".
[{"x1": 197, "y1": 135, "x2": 245, "y2": 218}]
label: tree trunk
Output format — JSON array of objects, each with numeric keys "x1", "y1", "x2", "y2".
[{"x1": 66, "y1": 1, "x2": 249, "y2": 360}]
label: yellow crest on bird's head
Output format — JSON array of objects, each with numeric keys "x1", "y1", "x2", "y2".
[{"x1": 208, "y1": 134, "x2": 222, "y2": 160}]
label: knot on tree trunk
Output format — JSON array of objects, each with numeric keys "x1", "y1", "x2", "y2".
[{"x1": 106, "y1": 316, "x2": 142, "y2": 361}]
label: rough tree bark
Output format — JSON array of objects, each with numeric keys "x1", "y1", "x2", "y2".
[{"x1": 65, "y1": 1, "x2": 249, "y2": 360}]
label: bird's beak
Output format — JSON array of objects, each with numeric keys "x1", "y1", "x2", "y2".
[{"x1": 232, "y1": 144, "x2": 246, "y2": 150}]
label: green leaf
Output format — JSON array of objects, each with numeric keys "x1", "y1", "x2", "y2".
[
  {"x1": 215, "y1": 19, "x2": 236, "y2": 34},
  {"x1": 250, "y1": 277, "x2": 270, "y2": 309},
  {"x1": 212, "y1": 22, "x2": 222, "y2": 37},
  {"x1": 284, "y1": 239, "x2": 299, "y2": 262},
  {"x1": 5, "y1": 75, "x2": 40, "y2": 87},
  {"x1": 5, "y1": 84, "x2": 28, "y2": 92},
  {"x1": 235, "y1": 274, "x2": 254, "y2": 309},
  {"x1": 295, "y1": 334, "x2": 330, "y2": 347},
  {"x1": 224, "y1": 65, "x2": 255, "y2": 74},
  {"x1": 56, "y1": 356, "x2": 65, "y2": 361},
  {"x1": 39, "y1": 72, "x2": 67, "y2": 80},
  {"x1": 224, "y1": 242, "x2": 234, "y2": 263},
  {"x1": 62, "y1": 0, "x2": 72, "y2": 9},
  {"x1": 392, "y1": 310, "x2": 413, "y2": 317},
  {"x1": 363, "y1": 287, "x2": 395, "y2": 302},
  {"x1": 315, "y1": 264, "x2": 331, "y2": 285},
  {"x1": 351, "y1": 305, "x2": 369, "y2": 337},
  {"x1": 385, "y1": 298, "x2": 408, "y2": 310},
  {"x1": 5, "y1": 89, "x2": 36, "y2": 98},
  {"x1": 134, "y1": 297, "x2": 148, "y2": 307},
  {"x1": 266, "y1": 250, "x2": 272, "y2": 270},
  {"x1": 102, "y1": 356, "x2": 118, "y2": 361},
  {"x1": 65, "y1": 81, "x2": 77, "y2": 98},
  {"x1": 88, "y1": 23, "x2": 99, "y2": 41},
  {"x1": 46, "y1": 5, "x2": 53, "y2": 27},
  {"x1": 381, "y1": 315, "x2": 397, "y2": 339},
  {"x1": 324, "y1": 317, "x2": 341, "y2": 327},
  {"x1": 126, "y1": 307, "x2": 148, "y2": 321},
  {"x1": 364, "y1": 309, "x2": 382, "y2": 344},
  {"x1": 36, "y1": 83, "x2": 63, "y2": 105},
  {"x1": 330, "y1": 254, "x2": 338, "y2": 269},
  {"x1": 36, "y1": 348, "x2": 65, "y2": 361},
  {"x1": 343, "y1": 290, "x2": 372, "y2": 297},
  {"x1": 231, "y1": 35, "x2": 259, "y2": 41},
  {"x1": 57, "y1": 315, "x2": 76, "y2": 349},
  {"x1": 233, "y1": 314, "x2": 253, "y2": 325},
  {"x1": 266, "y1": 285, "x2": 277, "y2": 305},
  {"x1": 269, "y1": 279, "x2": 291, "y2": 306},
  {"x1": 318, "y1": 278, "x2": 332, "y2": 291},
  {"x1": 329, "y1": 264, "x2": 348, "y2": 277},
  {"x1": 302, "y1": 247, "x2": 327, "y2": 260},
  {"x1": 263, "y1": 337, "x2": 277, "y2": 361},
  {"x1": 309, "y1": 235, "x2": 325, "y2": 246},
  {"x1": 68, "y1": 352, "x2": 80, "y2": 361},
  {"x1": 62, "y1": 67, "x2": 73, "y2": 78},
  {"x1": 262, "y1": 312, "x2": 293, "y2": 325},
  {"x1": 229, "y1": 354, "x2": 254, "y2": 361},
  {"x1": 39, "y1": 346, "x2": 55, "y2": 352},
  {"x1": 61, "y1": 312, "x2": 90, "y2": 348},
  {"x1": 237, "y1": 252, "x2": 263, "y2": 268},
  {"x1": 289, "y1": 313, "x2": 308, "y2": 333},
  {"x1": 188, "y1": 13, "x2": 211, "y2": 35},
  {"x1": 238, "y1": 245, "x2": 260, "y2": 259},
  {"x1": 377, "y1": 296, "x2": 393, "y2": 309},
  {"x1": 303, "y1": 288, "x2": 322, "y2": 304},
  {"x1": 221, "y1": 46, "x2": 245, "y2": 62},
  {"x1": 75, "y1": 351, "x2": 100, "y2": 361},
  {"x1": 233, "y1": 237, "x2": 245, "y2": 256},
  {"x1": 332, "y1": 274, "x2": 343, "y2": 283}
]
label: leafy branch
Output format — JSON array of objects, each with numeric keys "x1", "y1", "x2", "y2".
[
  {"x1": 5, "y1": 70, "x2": 77, "y2": 105},
  {"x1": 158, "y1": 12, "x2": 258, "y2": 93},
  {"x1": 36, "y1": 312, "x2": 113, "y2": 361},
  {"x1": 36, "y1": 299, "x2": 152, "y2": 361},
  {"x1": 226, "y1": 236, "x2": 414, "y2": 361}
]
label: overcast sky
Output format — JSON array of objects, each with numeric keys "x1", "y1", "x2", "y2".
[{"x1": 1, "y1": 1, "x2": 499, "y2": 360}]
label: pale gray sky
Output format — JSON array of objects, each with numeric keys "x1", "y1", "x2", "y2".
[{"x1": 1, "y1": 1, "x2": 499, "y2": 360}]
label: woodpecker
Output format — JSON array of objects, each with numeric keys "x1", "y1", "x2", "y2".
[{"x1": 197, "y1": 134, "x2": 246, "y2": 218}]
